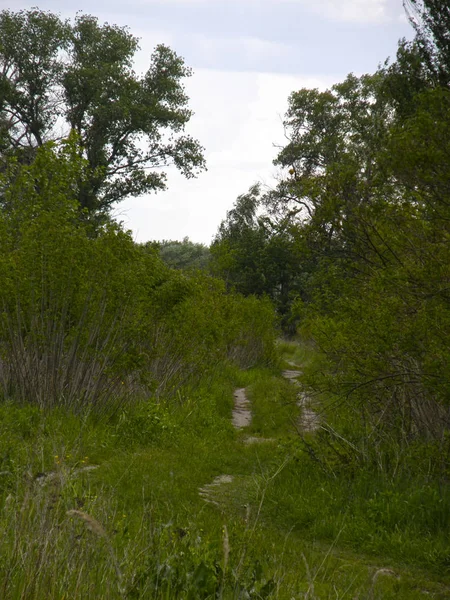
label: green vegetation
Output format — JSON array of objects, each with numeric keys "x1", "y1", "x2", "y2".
[
  {"x1": 210, "y1": 185, "x2": 305, "y2": 332},
  {"x1": 0, "y1": 8, "x2": 205, "y2": 218},
  {"x1": 1, "y1": 265, "x2": 446, "y2": 598},
  {"x1": 153, "y1": 238, "x2": 211, "y2": 271},
  {"x1": 2, "y1": 365, "x2": 449, "y2": 598},
  {"x1": 212, "y1": 0, "x2": 450, "y2": 465},
  {"x1": 0, "y1": 135, "x2": 276, "y2": 410},
  {"x1": 1, "y1": 3, "x2": 450, "y2": 598}
]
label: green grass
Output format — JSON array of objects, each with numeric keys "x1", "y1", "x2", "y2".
[
  {"x1": 0, "y1": 358, "x2": 449, "y2": 598},
  {"x1": 276, "y1": 338, "x2": 315, "y2": 370}
]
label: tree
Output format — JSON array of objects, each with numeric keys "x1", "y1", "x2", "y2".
[
  {"x1": 0, "y1": 9, "x2": 205, "y2": 215},
  {"x1": 211, "y1": 184, "x2": 305, "y2": 329},
  {"x1": 377, "y1": 2, "x2": 450, "y2": 121},
  {"x1": 154, "y1": 238, "x2": 211, "y2": 271},
  {"x1": 211, "y1": 185, "x2": 272, "y2": 297},
  {"x1": 404, "y1": 0, "x2": 450, "y2": 85},
  {"x1": 266, "y1": 71, "x2": 399, "y2": 277},
  {"x1": 267, "y1": 42, "x2": 450, "y2": 442}
]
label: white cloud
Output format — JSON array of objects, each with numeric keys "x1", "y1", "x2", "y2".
[
  {"x1": 119, "y1": 68, "x2": 337, "y2": 244},
  {"x1": 113, "y1": 0, "x2": 390, "y2": 24},
  {"x1": 298, "y1": 0, "x2": 389, "y2": 24},
  {"x1": 6, "y1": 0, "x2": 411, "y2": 245},
  {"x1": 173, "y1": 33, "x2": 294, "y2": 72}
]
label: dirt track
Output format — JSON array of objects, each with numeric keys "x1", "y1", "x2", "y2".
[
  {"x1": 200, "y1": 364, "x2": 320, "y2": 505},
  {"x1": 231, "y1": 388, "x2": 252, "y2": 428}
]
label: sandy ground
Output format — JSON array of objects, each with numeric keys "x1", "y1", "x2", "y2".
[
  {"x1": 282, "y1": 369, "x2": 320, "y2": 433},
  {"x1": 232, "y1": 387, "x2": 252, "y2": 429}
]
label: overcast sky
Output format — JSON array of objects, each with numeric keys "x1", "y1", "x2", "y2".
[{"x1": 8, "y1": 0, "x2": 414, "y2": 244}]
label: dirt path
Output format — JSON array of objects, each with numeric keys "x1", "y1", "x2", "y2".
[
  {"x1": 231, "y1": 388, "x2": 252, "y2": 429},
  {"x1": 282, "y1": 369, "x2": 302, "y2": 381},
  {"x1": 198, "y1": 387, "x2": 248, "y2": 506},
  {"x1": 35, "y1": 465, "x2": 99, "y2": 486},
  {"x1": 199, "y1": 474, "x2": 234, "y2": 507},
  {"x1": 282, "y1": 369, "x2": 320, "y2": 433},
  {"x1": 297, "y1": 392, "x2": 320, "y2": 432},
  {"x1": 200, "y1": 363, "x2": 319, "y2": 505},
  {"x1": 232, "y1": 388, "x2": 275, "y2": 444},
  {"x1": 199, "y1": 385, "x2": 269, "y2": 505}
]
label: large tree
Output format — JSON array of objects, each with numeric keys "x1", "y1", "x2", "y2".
[{"x1": 0, "y1": 9, "x2": 205, "y2": 215}]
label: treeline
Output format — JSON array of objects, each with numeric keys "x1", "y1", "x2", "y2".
[{"x1": 212, "y1": 0, "x2": 450, "y2": 465}]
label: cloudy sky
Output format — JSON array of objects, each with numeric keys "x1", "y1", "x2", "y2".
[{"x1": 8, "y1": 0, "x2": 413, "y2": 244}]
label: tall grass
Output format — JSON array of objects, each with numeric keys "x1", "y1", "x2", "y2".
[{"x1": 0, "y1": 366, "x2": 447, "y2": 599}]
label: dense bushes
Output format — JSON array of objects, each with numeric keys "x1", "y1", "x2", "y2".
[
  {"x1": 0, "y1": 137, "x2": 276, "y2": 411},
  {"x1": 293, "y1": 86, "x2": 450, "y2": 458}
]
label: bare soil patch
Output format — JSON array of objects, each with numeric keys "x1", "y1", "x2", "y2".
[
  {"x1": 232, "y1": 387, "x2": 252, "y2": 429},
  {"x1": 282, "y1": 369, "x2": 320, "y2": 433}
]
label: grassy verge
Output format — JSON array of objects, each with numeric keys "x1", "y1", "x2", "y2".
[
  {"x1": 0, "y1": 359, "x2": 449, "y2": 598},
  {"x1": 257, "y1": 341, "x2": 450, "y2": 588}
]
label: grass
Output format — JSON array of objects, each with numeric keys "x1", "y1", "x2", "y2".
[
  {"x1": 0, "y1": 356, "x2": 449, "y2": 598},
  {"x1": 276, "y1": 338, "x2": 315, "y2": 370}
]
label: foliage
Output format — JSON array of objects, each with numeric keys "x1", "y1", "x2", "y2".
[
  {"x1": 0, "y1": 365, "x2": 447, "y2": 599},
  {"x1": 0, "y1": 135, "x2": 156, "y2": 409},
  {"x1": 287, "y1": 81, "x2": 450, "y2": 448},
  {"x1": 212, "y1": 3, "x2": 450, "y2": 468},
  {"x1": 0, "y1": 9, "x2": 205, "y2": 217},
  {"x1": 151, "y1": 237, "x2": 211, "y2": 271},
  {"x1": 211, "y1": 185, "x2": 305, "y2": 329},
  {"x1": 404, "y1": 0, "x2": 450, "y2": 85},
  {"x1": 0, "y1": 137, "x2": 275, "y2": 410},
  {"x1": 2, "y1": 3, "x2": 450, "y2": 595}
]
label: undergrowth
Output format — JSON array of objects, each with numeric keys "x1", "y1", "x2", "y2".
[{"x1": 1, "y1": 358, "x2": 449, "y2": 598}]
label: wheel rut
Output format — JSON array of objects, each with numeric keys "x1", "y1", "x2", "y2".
[
  {"x1": 200, "y1": 360, "x2": 320, "y2": 506},
  {"x1": 199, "y1": 385, "x2": 273, "y2": 505},
  {"x1": 282, "y1": 369, "x2": 320, "y2": 433},
  {"x1": 231, "y1": 387, "x2": 251, "y2": 429}
]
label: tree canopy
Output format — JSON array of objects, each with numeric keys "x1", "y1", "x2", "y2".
[
  {"x1": 155, "y1": 238, "x2": 211, "y2": 271},
  {"x1": 404, "y1": 0, "x2": 450, "y2": 85},
  {"x1": 0, "y1": 9, "x2": 205, "y2": 216}
]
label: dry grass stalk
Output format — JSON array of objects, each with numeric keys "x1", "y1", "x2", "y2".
[
  {"x1": 218, "y1": 524, "x2": 230, "y2": 600},
  {"x1": 66, "y1": 509, "x2": 125, "y2": 596},
  {"x1": 66, "y1": 509, "x2": 107, "y2": 538},
  {"x1": 222, "y1": 524, "x2": 230, "y2": 573}
]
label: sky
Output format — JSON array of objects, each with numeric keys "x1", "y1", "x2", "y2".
[{"x1": 7, "y1": 0, "x2": 414, "y2": 244}]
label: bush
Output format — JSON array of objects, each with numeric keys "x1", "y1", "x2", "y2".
[{"x1": 0, "y1": 137, "x2": 277, "y2": 412}]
